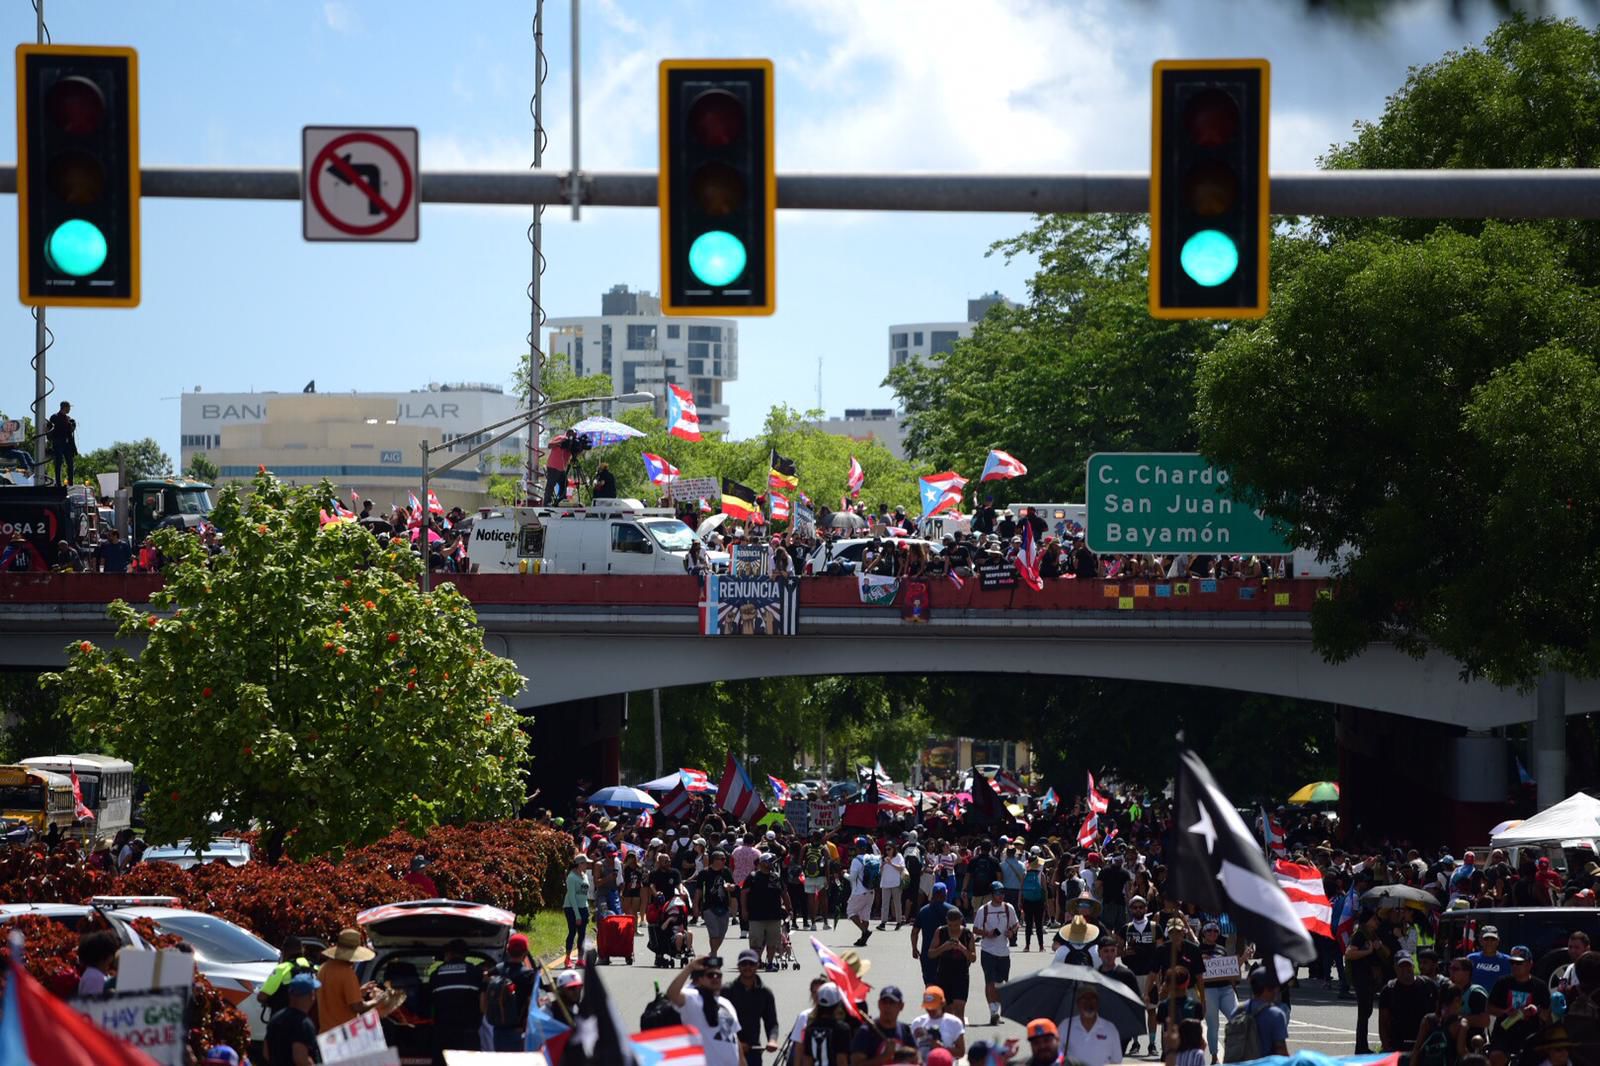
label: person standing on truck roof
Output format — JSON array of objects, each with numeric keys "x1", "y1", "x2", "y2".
[
  {"x1": 544, "y1": 429, "x2": 579, "y2": 504},
  {"x1": 591, "y1": 462, "x2": 617, "y2": 501},
  {"x1": 45, "y1": 401, "x2": 76, "y2": 487}
]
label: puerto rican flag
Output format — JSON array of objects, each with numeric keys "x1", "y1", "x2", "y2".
[
  {"x1": 666, "y1": 384, "x2": 702, "y2": 442},
  {"x1": 980, "y1": 448, "x2": 1028, "y2": 482},
  {"x1": 1087, "y1": 771, "x2": 1110, "y2": 814},
  {"x1": 658, "y1": 784, "x2": 694, "y2": 821},
  {"x1": 716, "y1": 754, "x2": 768, "y2": 824},
  {"x1": 918, "y1": 471, "x2": 967, "y2": 517},
  {"x1": 1077, "y1": 812, "x2": 1099, "y2": 848},
  {"x1": 993, "y1": 769, "x2": 1022, "y2": 794},
  {"x1": 636, "y1": 811, "x2": 653, "y2": 829},
  {"x1": 1014, "y1": 521, "x2": 1044, "y2": 591},
  {"x1": 1335, "y1": 883, "x2": 1360, "y2": 948},
  {"x1": 632, "y1": 1024, "x2": 706, "y2": 1065},
  {"x1": 946, "y1": 569, "x2": 964, "y2": 591},
  {"x1": 769, "y1": 491, "x2": 789, "y2": 521},
  {"x1": 1041, "y1": 786, "x2": 1058, "y2": 809},
  {"x1": 350, "y1": 488, "x2": 361, "y2": 505},
  {"x1": 847, "y1": 456, "x2": 865, "y2": 497},
  {"x1": 1260, "y1": 806, "x2": 1287, "y2": 857},
  {"x1": 407, "y1": 492, "x2": 424, "y2": 529},
  {"x1": 698, "y1": 497, "x2": 712, "y2": 514},
  {"x1": 426, "y1": 489, "x2": 445, "y2": 515},
  {"x1": 679, "y1": 768, "x2": 712, "y2": 792},
  {"x1": 810, "y1": 937, "x2": 870, "y2": 1022},
  {"x1": 1273, "y1": 860, "x2": 1333, "y2": 939},
  {"x1": 642, "y1": 452, "x2": 680, "y2": 485},
  {"x1": 767, "y1": 775, "x2": 790, "y2": 807}
]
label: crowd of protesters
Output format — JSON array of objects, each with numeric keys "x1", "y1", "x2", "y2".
[{"x1": 529, "y1": 778, "x2": 1599, "y2": 1066}]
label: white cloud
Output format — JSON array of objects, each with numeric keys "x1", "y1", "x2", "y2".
[{"x1": 322, "y1": 1, "x2": 358, "y2": 34}]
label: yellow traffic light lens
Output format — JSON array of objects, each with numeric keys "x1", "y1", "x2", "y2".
[
  {"x1": 44, "y1": 219, "x2": 108, "y2": 277},
  {"x1": 691, "y1": 162, "x2": 745, "y2": 216},
  {"x1": 47, "y1": 151, "x2": 107, "y2": 205},
  {"x1": 688, "y1": 89, "x2": 745, "y2": 148},
  {"x1": 688, "y1": 230, "x2": 747, "y2": 287},
  {"x1": 45, "y1": 75, "x2": 106, "y2": 135},
  {"x1": 1183, "y1": 88, "x2": 1239, "y2": 147},
  {"x1": 1182, "y1": 161, "x2": 1238, "y2": 217},
  {"x1": 1180, "y1": 230, "x2": 1238, "y2": 287}
]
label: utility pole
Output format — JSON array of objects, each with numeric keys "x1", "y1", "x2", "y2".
[
  {"x1": 653, "y1": 688, "x2": 663, "y2": 777},
  {"x1": 524, "y1": 0, "x2": 547, "y2": 503}
]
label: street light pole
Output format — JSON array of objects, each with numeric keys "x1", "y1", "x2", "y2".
[{"x1": 418, "y1": 391, "x2": 652, "y2": 592}]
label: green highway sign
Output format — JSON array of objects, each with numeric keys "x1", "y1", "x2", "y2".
[{"x1": 1085, "y1": 452, "x2": 1292, "y2": 555}]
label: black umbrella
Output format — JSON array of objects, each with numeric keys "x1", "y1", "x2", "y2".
[
  {"x1": 998, "y1": 963, "x2": 1148, "y2": 1044},
  {"x1": 1360, "y1": 883, "x2": 1442, "y2": 909},
  {"x1": 824, "y1": 511, "x2": 865, "y2": 531}
]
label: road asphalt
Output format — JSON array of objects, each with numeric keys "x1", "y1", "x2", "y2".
[{"x1": 569, "y1": 917, "x2": 1361, "y2": 1061}]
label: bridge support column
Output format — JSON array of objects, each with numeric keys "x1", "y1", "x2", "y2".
[{"x1": 1533, "y1": 672, "x2": 1566, "y2": 810}]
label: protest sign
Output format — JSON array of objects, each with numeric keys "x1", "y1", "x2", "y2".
[
  {"x1": 73, "y1": 991, "x2": 187, "y2": 1066},
  {"x1": 976, "y1": 562, "x2": 1016, "y2": 589},
  {"x1": 666, "y1": 476, "x2": 719, "y2": 502},
  {"x1": 318, "y1": 1009, "x2": 392, "y2": 1062}
]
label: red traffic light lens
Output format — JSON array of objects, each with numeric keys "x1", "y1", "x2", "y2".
[
  {"x1": 691, "y1": 162, "x2": 745, "y2": 216},
  {"x1": 1181, "y1": 161, "x2": 1238, "y2": 217},
  {"x1": 688, "y1": 89, "x2": 745, "y2": 149},
  {"x1": 45, "y1": 75, "x2": 107, "y2": 135},
  {"x1": 1183, "y1": 88, "x2": 1239, "y2": 147}
]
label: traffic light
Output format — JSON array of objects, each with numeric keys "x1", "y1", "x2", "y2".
[
  {"x1": 658, "y1": 59, "x2": 774, "y2": 316},
  {"x1": 15, "y1": 44, "x2": 140, "y2": 308},
  {"x1": 1149, "y1": 59, "x2": 1268, "y2": 320}
]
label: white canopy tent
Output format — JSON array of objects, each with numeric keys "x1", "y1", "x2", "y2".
[{"x1": 1490, "y1": 791, "x2": 1600, "y2": 846}]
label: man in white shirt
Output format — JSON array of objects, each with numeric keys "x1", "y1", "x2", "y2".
[
  {"x1": 1062, "y1": 986, "x2": 1122, "y2": 1066},
  {"x1": 910, "y1": 986, "x2": 966, "y2": 1063},
  {"x1": 665, "y1": 955, "x2": 745, "y2": 1066},
  {"x1": 847, "y1": 837, "x2": 880, "y2": 947},
  {"x1": 973, "y1": 879, "x2": 1019, "y2": 1027}
]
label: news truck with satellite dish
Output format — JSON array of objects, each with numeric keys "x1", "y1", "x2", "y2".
[{"x1": 468, "y1": 498, "x2": 724, "y2": 575}]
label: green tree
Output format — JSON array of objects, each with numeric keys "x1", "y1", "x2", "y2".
[
  {"x1": 46, "y1": 470, "x2": 528, "y2": 862},
  {"x1": 888, "y1": 216, "x2": 1219, "y2": 504},
  {"x1": 75, "y1": 438, "x2": 173, "y2": 484},
  {"x1": 185, "y1": 452, "x2": 219, "y2": 483}
]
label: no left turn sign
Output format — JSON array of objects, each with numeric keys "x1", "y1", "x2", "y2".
[{"x1": 302, "y1": 126, "x2": 419, "y2": 241}]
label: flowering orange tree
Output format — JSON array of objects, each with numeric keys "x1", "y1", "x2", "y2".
[{"x1": 47, "y1": 470, "x2": 528, "y2": 863}]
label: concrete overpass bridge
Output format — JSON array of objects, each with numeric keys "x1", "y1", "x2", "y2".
[{"x1": 1, "y1": 573, "x2": 1592, "y2": 731}]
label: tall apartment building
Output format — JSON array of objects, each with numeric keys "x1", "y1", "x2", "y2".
[
  {"x1": 886, "y1": 291, "x2": 1016, "y2": 374},
  {"x1": 545, "y1": 284, "x2": 737, "y2": 434}
]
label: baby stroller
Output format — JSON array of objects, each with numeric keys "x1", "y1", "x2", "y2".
[
  {"x1": 645, "y1": 890, "x2": 695, "y2": 968},
  {"x1": 769, "y1": 928, "x2": 803, "y2": 971}
]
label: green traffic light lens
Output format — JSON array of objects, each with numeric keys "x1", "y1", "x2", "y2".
[
  {"x1": 44, "y1": 219, "x2": 108, "y2": 277},
  {"x1": 1179, "y1": 230, "x2": 1238, "y2": 287},
  {"x1": 688, "y1": 230, "x2": 747, "y2": 287}
]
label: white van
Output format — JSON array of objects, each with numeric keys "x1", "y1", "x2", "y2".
[
  {"x1": 1006, "y1": 503, "x2": 1087, "y2": 538},
  {"x1": 468, "y1": 498, "x2": 710, "y2": 576}
]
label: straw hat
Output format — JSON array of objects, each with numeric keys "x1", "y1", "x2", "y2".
[
  {"x1": 839, "y1": 948, "x2": 872, "y2": 980},
  {"x1": 1063, "y1": 915, "x2": 1101, "y2": 945},
  {"x1": 1068, "y1": 891, "x2": 1103, "y2": 920},
  {"x1": 323, "y1": 928, "x2": 375, "y2": 963}
]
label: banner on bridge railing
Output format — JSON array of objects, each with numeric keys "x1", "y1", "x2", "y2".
[{"x1": 701, "y1": 566, "x2": 799, "y2": 637}]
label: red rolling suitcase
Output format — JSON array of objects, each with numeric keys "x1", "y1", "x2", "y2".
[{"x1": 596, "y1": 914, "x2": 636, "y2": 964}]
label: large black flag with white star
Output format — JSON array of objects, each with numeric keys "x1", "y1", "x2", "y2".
[{"x1": 1169, "y1": 749, "x2": 1316, "y2": 965}]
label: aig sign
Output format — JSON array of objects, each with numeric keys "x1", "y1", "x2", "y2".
[{"x1": 380, "y1": 450, "x2": 403, "y2": 464}]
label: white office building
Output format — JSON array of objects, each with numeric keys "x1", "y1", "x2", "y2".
[
  {"x1": 887, "y1": 291, "x2": 1015, "y2": 374},
  {"x1": 812, "y1": 408, "x2": 907, "y2": 460},
  {"x1": 546, "y1": 285, "x2": 737, "y2": 435}
]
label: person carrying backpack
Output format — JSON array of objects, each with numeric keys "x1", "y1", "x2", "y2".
[
  {"x1": 848, "y1": 837, "x2": 882, "y2": 948},
  {"x1": 1020, "y1": 856, "x2": 1048, "y2": 952},
  {"x1": 255, "y1": 937, "x2": 316, "y2": 1025},
  {"x1": 802, "y1": 830, "x2": 831, "y2": 931},
  {"x1": 481, "y1": 933, "x2": 536, "y2": 1052},
  {"x1": 1226, "y1": 967, "x2": 1289, "y2": 1063}
]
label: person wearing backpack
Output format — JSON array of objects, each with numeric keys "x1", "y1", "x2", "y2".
[
  {"x1": 481, "y1": 933, "x2": 535, "y2": 1052},
  {"x1": 255, "y1": 936, "x2": 316, "y2": 1025},
  {"x1": 1020, "y1": 856, "x2": 1048, "y2": 952},
  {"x1": 1225, "y1": 966, "x2": 1289, "y2": 1064},
  {"x1": 848, "y1": 837, "x2": 882, "y2": 948},
  {"x1": 802, "y1": 830, "x2": 831, "y2": 931}
]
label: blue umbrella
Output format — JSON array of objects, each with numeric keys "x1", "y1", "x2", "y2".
[
  {"x1": 570, "y1": 416, "x2": 645, "y2": 447},
  {"x1": 587, "y1": 785, "x2": 658, "y2": 810}
]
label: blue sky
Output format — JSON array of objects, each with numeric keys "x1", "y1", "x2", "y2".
[{"x1": 0, "y1": 0, "x2": 1547, "y2": 456}]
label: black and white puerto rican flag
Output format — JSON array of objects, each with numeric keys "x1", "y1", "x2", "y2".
[{"x1": 1170, "y1": 749, "x2": 1316, "y2": 965}]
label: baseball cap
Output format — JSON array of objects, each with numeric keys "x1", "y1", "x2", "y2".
[
  {"x1": 766, "y1": 830, "x2": 777, "y2": 840},
  {"x1": 931, "y1": 882, "x2": 948, "y2": 896},
  {"x1": 738, "y1": 949, "x2": 761, "y2": 965},
  {"x1": 1202, "y1": 921, "x2": 1221, "y2": 933},
  {"x1": 816, "y1": 982, "x2": 844, "y2": 1007},
  {"x1": 287, "y1": 973, "x2": 321, "y2": 994},
  {"x1": 927, "y1": 1050, "x2": 955, "y2": 1066},
  {"x1": 878, "y1": 984, "x2": 905, "y2": 1004},
  {"x1": 1394, "y1": 951, "x2": 1414, "y2": 967},
  {"x1": 991, "y1": 880, "x2": 1004, "y2": 892},
  {"x1": 556, "y1": 970, "x2": 583, "y2": 989},
  {"x1": 1480, "y1": 925, "x2": 1500, "y2": 939},
  {"x1": 1027, "y1": 1018, "x2": 1059, "y2": 1038},
  {"x1": 506, "y1": 933, "x2": 530, "y2": 958},
  {"x1": 1510, "y1": 945, "x2": 1533, "y2": 962},
  {"x1": 922, "y1": 985, "x2": 946, "y2": 1007}
]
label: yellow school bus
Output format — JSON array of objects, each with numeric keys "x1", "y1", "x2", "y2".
[{"x1": 0, "y1": 765, "x2": 77, "y2": 836}]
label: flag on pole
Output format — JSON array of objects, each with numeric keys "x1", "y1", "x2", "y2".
[
  {"x1": 658, "y1": 784, "x2": 694, "y2": 821},
  {"x1": 679, "y1": 768, "x2": 712, "y2": 792},
  {"x1": 847, "y1": 455, "x2": 865, "y2": 497},
  {"x1": 1273, "y1": 859, "x2": 1334, "y2": 939},
  {"x1": 1077, "y1": 813, "x2": 1100, "y2": 848},
  {"x1": 69, "y1": 768, "x2": 93, "y2": 822},
  {"x1": 1170, "y1": 749, "x2": 1316, "y2": 965},
  {"x1": 698, "y1": 497, "x2": 712, "y2": 514},
  {"x1": 426, "y1": 489, "x2": 445, "y2": 515},
  {"x1": 350, "y1": 488, "x2": 361, "y2": 504},
  {"x1": 407, "y1": 491, "x2": 424, "y2": 528},
  {"x1": 968, "y1": 768, "x2": 1003, "y2": 823},
  {"x1": 769, "y1": 491, "x2": 790, "y2": 521},
  {"x1": 1, "y1": 943, "x2": 159, "y2": 1065},
  {"x1": 767, "y1": 775, "x2": 790, "y2": 807},
  {"x1": 1260, "y1": 806, "x2": 1287, "y2": 857},
  {"x1": 1014, "y1": 521, "x2": 1044, "y2": 591},
  {"x1": 559, "y1": 954, "x2": 638, "y2": 1065},
  {"x1": 809, "y1": 937, "x2": 871, "y2": 1022},
  {"x1": 980, "y1": 449, "x2": 1028, "y2": 482},
  {"x1": 720, "y1": 478, "x2": 758, "y2": 520},
  {"x1": 1041, "y1": 786, "x2": 1058, "y2": 809},
  {"x1": 666, "y1": 384, "x2": 702, "y2": 442},
  {"x1": 768, "y1": 449, "x2": 799, "y2": 492},
  {"x1": 716, "y1": 754, "x2": 768, "y2": 824},
  {"x1": 918, "y1": 471, "x2": 967, "y2": 517},
  {"x1": 945, "y1": 568, "x2": 964, "y2": 591},
  {"x1": 1334, "y1": 883, "x2": 1360, "y2": 948},
  {"x1": 329, "y1": 497, "x2": 356, "y2": 519},
  {"x1": 1087, "y1": 771, "x2": 1109, "y2": 814},
  {"x1": 642, "y1": 452, "x2": 680, "y2": 485},
  {"x1": 525, "y1": 965, "x2": 572, "y2": 1058}
]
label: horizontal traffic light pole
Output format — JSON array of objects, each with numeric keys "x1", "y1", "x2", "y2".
[{"x1": 4, "y1": 165, "x2": 1600, "y2": 217}]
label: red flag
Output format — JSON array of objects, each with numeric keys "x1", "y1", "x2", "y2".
[
  {"x1": 810, "y1": 936, "x2": 870, "y2": 1022},
  {"x1": 69, "y1": 768, "x2": 93, "y2": 822},
  {"x1": 1273, "y1": 860, "x2": 1334, "y2": 939},
  {"x1": 1087, "y1": 771, "x2": 1109, "y2": 814},
  {"x1": 1077, "y1": 812, "x2": 1099, "y2": 848},
  {"x1": 426, "y1": 489, "x2": 445, "y2": 515},
  {"x1": 658, "y1": 784, "x2": 694, "y2": 821},
  {"x1": 716, "y1": 755, "x2": 768, "y2": 824},
  {"x1": 7, "y1": 954, "x2": 161, "y2": 1065}
]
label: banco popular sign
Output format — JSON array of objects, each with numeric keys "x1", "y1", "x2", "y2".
[{"x1": 1084, "y1": 452, "x2": 1291, "y2": 556}]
